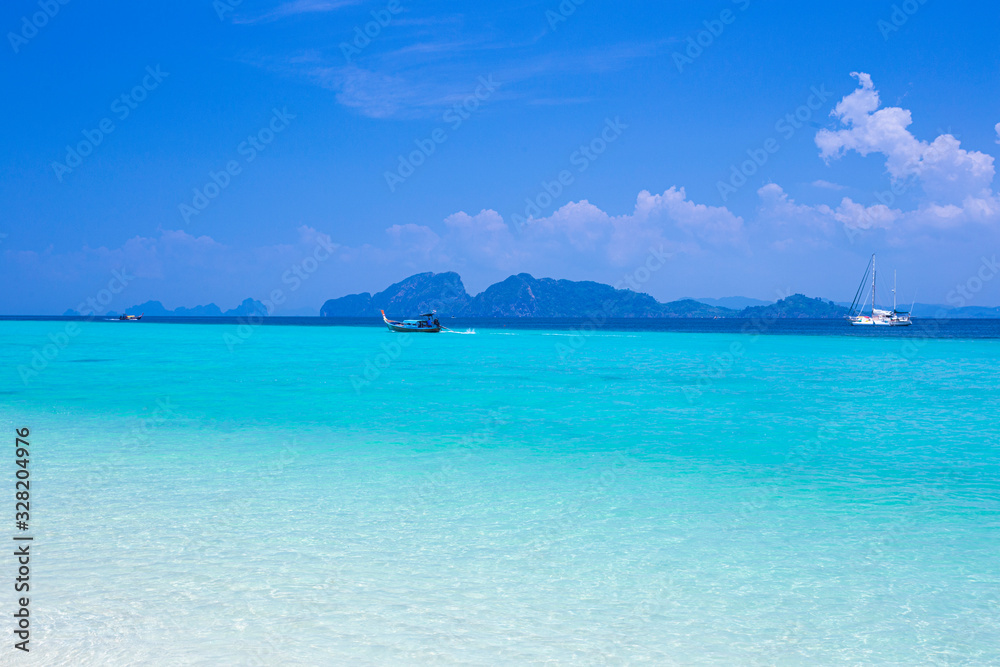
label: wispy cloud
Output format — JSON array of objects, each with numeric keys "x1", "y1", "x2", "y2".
[
  {"x1": 277, "y1": 40, "x2": 661, "y2": 118},
  {"x1": 527, "y1": 96, "x2": 594, "y2": 106},
  {"x1": 13, "y1": 72, "x2": 1000, "y2": 310},
  {"x1": 383, "y1": 40, "x2": 482, "y2": 58},
  {"x1": 393, "y1": 16, "x2": 465, "y2": 28},
  {"x1": 308, "y1": 65, "x2": 474, "y2": 119},
  {"x1": 238, "y1": 0, "x2": 664, "y2": 119},
  {"x1": 811, "y1": 179, "x2": 845, "y2": 190},
  {"x1": 235, "y1": 0, "x2": 364, "y2": 25}
]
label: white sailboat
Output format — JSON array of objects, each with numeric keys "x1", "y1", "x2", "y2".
[{"x1": 848, "y1": 254, "x2": 912, "y2": 326}]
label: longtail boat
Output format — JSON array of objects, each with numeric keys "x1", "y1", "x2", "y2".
[{"x1": 381, "y1": 310, "x2": 441, "y2": 332}]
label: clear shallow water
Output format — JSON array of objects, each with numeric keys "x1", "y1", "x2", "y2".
[{"x1": 2, "y1": 319, "x2": 999, "y2": 665}]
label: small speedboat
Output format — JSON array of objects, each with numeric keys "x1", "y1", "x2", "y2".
[
  {"x1": 118, "y1": 313, "x2": 143, "y2": 321},
  {"x1": 381, "y1": 310, "x2": 441, "y2": 332}
]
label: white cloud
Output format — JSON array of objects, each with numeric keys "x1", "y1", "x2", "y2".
[
  {"x1": 815, "y1": 72, "x2": 995, "y2": 204},
  {"x1": 442, "y1": 209, "x2": 520, "y2": 268},
  {"x1": 2, "y1": 227, "x2": 343, "y2": 314},
  {"x1": 19, "y1": 187, "x2": 735, "y2": 311},
  {"x1": 831, "y1": 197, "x2": 902, "y2": 231},
  {"x1": 359, "y1": 187, "x2": 743, "y2": 285},
  {"x1": 509, "y1": 187, "x2": 743, "y2": 270},
  {"x1": 755, "y1": 181, "x2": 998, "y2": 247},
  {"x1": 10, "y1": 70, "x2": 1000, "y2": 313},
  {"x1": 755, "y1": 183, "x2": 901, "y2": 239}
]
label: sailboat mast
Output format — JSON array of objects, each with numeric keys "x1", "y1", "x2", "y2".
[
  {"x1": 892, "y1": 269, "x2": 896, "y2": 313},
  {"x1": 871, "y1": 254, "x2": 876, "y2": 314}
]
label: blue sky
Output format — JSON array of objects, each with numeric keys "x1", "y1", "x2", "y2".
[{"x1": 3, "y1": 0, "x2": 1000, "y2": 314}]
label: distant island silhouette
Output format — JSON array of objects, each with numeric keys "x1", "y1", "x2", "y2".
[
  {"x1": 64, "y1": 272, "x2": 1000, "y2": 319},
  {"x1": 321, "y1": 272, "x2": 849, "y2": 319}
]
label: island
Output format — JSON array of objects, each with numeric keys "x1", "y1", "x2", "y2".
[{"x1": 320, "y1": 272, "x2": 851, "y2": 319}]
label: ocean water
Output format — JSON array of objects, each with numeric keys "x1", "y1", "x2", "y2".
[{"x1": 1, "y1": 318, "x2": 998, "y2": 665}]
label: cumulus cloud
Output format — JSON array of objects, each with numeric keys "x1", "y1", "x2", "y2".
[
  {"x1": 755, "y1": 183, "x2": 901, "y2": 240},
  {"x1": 343, "y1": 187, "x2": 744, "y2": 295},
  {"x1": 816, "y1": 72, "x2": 995, "y2": 204},
  {"x1": 338, "y1": 187, "x2": 744, "y2": 291},
  {"x1": 7, "y1": 185, "x2": 747, "y2": 312},
  {"x1": 2, "y1": 226, "x2": 344, "y2": 314},
  {"x1": 634, "y1": 187, "x2": 744, "y2": 245},
  {"x1": 10, "y1": 71, "x2": 1000, "y2": 313},
  {"x1": 831, "y1": 197, "x2": 902, "y2": 231},
  {"x1": 755, "y1": 179, "x2": 998, "y2": 246}
]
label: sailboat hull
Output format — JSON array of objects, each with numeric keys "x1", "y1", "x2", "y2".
[
  {"x1": 850, "y1": 319, "x2": 912, "y2": 326},
  {"x1": 849, "y1": 314, "x2": 912, "y2": 326},
  {"x1": 847, "y1": 255, "x2": 912, "y2": 326}
]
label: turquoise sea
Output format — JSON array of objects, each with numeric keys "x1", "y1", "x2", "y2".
[{"x1": 2, "y1": 318, "x2": 999, "y2": 665}]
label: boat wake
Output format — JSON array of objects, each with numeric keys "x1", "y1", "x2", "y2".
[{"x1": 443, "y1": 328, "x2": 476, "y2": 334}]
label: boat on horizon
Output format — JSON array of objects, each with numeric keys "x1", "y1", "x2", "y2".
[
  {"x1": 117, "y1": 313, "x2": 143, "y2": 321},
  {"x1": 847, "y1": 255, "x2": 911, "y2": 326},
  {"x1": 381, "y1": 310, "x2": 441, "y2": 332}
]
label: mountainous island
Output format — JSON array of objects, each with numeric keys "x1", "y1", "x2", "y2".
[
  {"x1": 64, "y1": 272, "x2": 1000, "y2": 319},
  {"x1": 126, "y1": 298, "x2": 270, "y2": 317},
  {"x1": 64, "y1": 298, "x2": 286, "y2": 318},
  {"x1": 320, "y1": 272, "x2": 851, "y2": 319}
]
